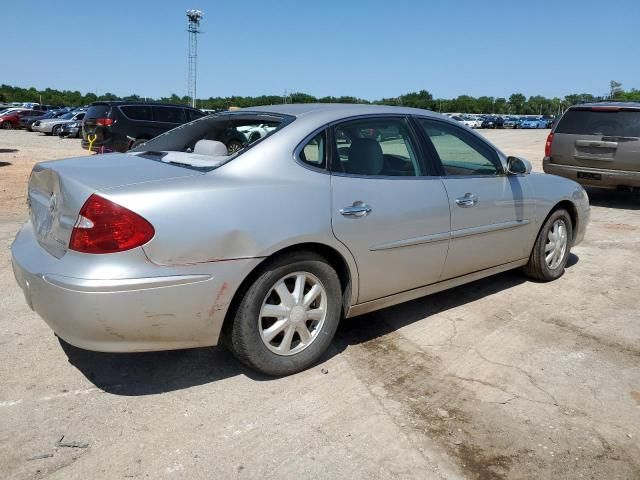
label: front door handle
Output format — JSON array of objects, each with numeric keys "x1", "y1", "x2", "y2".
[
  {"x1": 340, "y1": 201, "x2": 372, "y2": 217},
  {"x1": 455, "y1": 193, "x2": 478, "y2": 208}
]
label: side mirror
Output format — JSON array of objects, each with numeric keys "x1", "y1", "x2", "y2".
[{"x1": 506, "y1": 156, "x2": 532, "y2": 175}]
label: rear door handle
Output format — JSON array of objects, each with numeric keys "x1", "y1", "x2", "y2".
[
  {"x1": 340, "y1": 202, "x2": 372, "y2": 217},
  {"x1": 455, "y1": 193, "x2": 478, "y2": 208}
]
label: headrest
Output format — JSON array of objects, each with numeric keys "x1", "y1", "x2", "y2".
[
  {"x1": 347, "y1": 138, "x2": 383, "y2": 175},
  {"x1": 194, "y1": 139, "x2": 228, "y2": 156}
]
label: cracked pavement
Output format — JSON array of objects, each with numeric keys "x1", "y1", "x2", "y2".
[{"x1": 1, "y1": 129, "x2": 639, "y2": 479}]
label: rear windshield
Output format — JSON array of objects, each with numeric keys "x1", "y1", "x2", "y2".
[
  {"x1": 556, "y1": 109, "x2": 640, "y2": 136},
  {"x1": 86, "y1": 105, "x2": 112, "y2": 119},
  {"x1": 130, "y1": 112, "x2": 294, "y2": 171}
]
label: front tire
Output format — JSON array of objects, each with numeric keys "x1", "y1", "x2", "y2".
[
  {"x1": 52, "y1": 125, "x2": 62, "y2": 136},
  {"x1": 523, "y1": 209, "x2": 573, "y2": 282},
  {"x1": 2, "y1": 121, "x2": 13, "y2": 130},
  {"x1": 228, "y1": 252, "x2": 342, "y2": 376}
]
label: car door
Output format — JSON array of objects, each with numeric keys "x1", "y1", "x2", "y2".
[
  {"x1": 416, "y1": 118, "x2": 535, "y2": 280},
  {"x1": 328, "y1": 116, "x2": 451, "y2": 304}
]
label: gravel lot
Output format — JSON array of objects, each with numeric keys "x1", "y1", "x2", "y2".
[{"x1": 1, "y1": 128, "x2": 639, "y2": 479}]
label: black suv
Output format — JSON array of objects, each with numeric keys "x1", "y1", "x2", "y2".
[{"x1": 81, "y1": 102, "x2": 207, "y2": 152}]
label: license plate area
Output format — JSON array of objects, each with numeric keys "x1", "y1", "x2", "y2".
[{"x1": 577, "y1": 171, "x2": 602, "y2": 181}]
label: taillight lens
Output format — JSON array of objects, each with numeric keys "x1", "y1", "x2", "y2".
[
  {"x1": 544, "y1": 132, "x2": 554, "y2": 157},
  {"x1": 69, "y1": 194, "x2": 154, "y2": 254},
  {"x1": 96, "y1": 118, "x2": 113, "y2": 126}
]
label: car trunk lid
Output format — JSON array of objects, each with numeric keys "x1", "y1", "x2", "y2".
[
  {"x1": 550, "y1": 107, "x2": 640, "y2": 172},
  {"x1": 28, "y1": 153, "x2": 202, "y2": 258}
]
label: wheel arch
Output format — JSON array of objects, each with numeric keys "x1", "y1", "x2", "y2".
[
  {"x1": 219, "y1": 242, "x2": 356, "y2": 342},
  {"x1": 550, "y1": 199, "x2": 578, "y2": 241}
]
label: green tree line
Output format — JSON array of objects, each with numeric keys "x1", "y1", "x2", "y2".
[{"x1": 2, "y1": 82, "x2": 639, "y2": 116}]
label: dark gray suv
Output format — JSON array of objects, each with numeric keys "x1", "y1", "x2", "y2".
[{"x1": 543, "y1": 102, "x2": 640, "y2": 190}]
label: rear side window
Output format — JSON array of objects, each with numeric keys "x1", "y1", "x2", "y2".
[
  {"x1": 556, "y1": 109, "x2": 640, "y2": 136},
  {"x1": 298, "y1": 131, "x2": 326, "y2": 169},
  {"x1": 85, "y1": 105, "x2": 111, "y2": 119},
  {"x1": 120, "y1": 105, "x2": 152, "y2": 121},
  {"x1": 153, "y1": 106, "x2": 186, "y2": 124}
]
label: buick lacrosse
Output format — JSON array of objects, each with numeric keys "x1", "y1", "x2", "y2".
[{"x1": 11, "y1": 104, "x2": 590, "y2": 375}]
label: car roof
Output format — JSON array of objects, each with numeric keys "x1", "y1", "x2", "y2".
[
  {"x1": 90, "y1": 101, "x2": 198, "y2": 109},
  {"x1": 572, "y1": 101, "x2": 640, "y2": 110},
  {"x1": 239, "y1": 103, "x2": 444, "y2": 121}
]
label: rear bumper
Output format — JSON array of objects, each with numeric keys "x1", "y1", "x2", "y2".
[
  {"x1": 11, "y1": 222, "x2": 261, "y2": 353},
  {"x1": 543, "y1": 158, "x2": 640, "y2": 188}
]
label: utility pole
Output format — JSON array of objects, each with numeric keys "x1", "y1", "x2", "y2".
[{"x1": 186, "y1": 9, "x2": 203, "y2": 108}]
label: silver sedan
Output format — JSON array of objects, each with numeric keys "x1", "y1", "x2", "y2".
[
  {"x1": 11, "y1": 104, "x2": 590, "y2": 375},
  {"x1": 32, "y1": 111, "x2": 85, "y2": 135}
]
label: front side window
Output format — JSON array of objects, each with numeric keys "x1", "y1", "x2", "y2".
[
  {"x1": 418, "y1": 119, "x2": 502, "y2": 176},
  {"x1": 332, "y1": 118, "x2": 420, "y2": 176},
  {"x1": 298, "y1": 131, "x2": 326, "y2": 169}
]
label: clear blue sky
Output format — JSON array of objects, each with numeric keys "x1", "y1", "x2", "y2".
[{"x1": 5, "y1": 0, "x2": 639, "y2": 100}]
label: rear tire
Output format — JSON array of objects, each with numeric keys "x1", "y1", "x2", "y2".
[
  {"x1": 227, "y1": 252, "x2": 342, "y2": 376},
  {"x1": 52, "y1": 125, "x2": 62, "y2": 136},
  {"x1": 523, "y1": 209, "x2": 573, "y2": 282},
  {"x1": 2, "y1": 121, "x2": 13, "y2": 130}
]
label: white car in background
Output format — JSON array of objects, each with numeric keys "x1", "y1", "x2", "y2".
[
  {"x1": 237, "y1": 123, "x2": 278, "y2": 143},
  {"x1": 452, "y1": 116, "x2": 477, "y2": 129}
]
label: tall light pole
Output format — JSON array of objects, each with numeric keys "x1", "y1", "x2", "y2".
[{"x1": 186, "y1": 9, "x2": 203, "y2": 108}]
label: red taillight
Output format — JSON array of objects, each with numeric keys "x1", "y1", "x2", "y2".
[
  {"x1": 544, "y1": 132, "x2": 554, "y2": 157},
  {"x1": 69, "y1": 194, "x2": 154, "y2": 254},
  {"x1": 95, "y1": 118, "x2": 113, "y2": 126}
]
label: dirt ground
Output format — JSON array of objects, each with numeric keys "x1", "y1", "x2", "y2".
[{"x1": 1, "y1": 128, "x2": 639, "y2": 479}]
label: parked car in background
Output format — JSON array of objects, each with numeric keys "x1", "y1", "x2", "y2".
[
  {"x1": 520, "y1": 117, "x2": 548, "y2": 129},
  {"x1": 481, "y1": 116, "x2": 504, "y2": 129},
  {"x1": 32, "y1": 110, "x2": 85, "y2": 135},
  {"x1": 11, "y1": 104, "x2": 589, "y2": 376},
  {"x1": 39, "y1": 105, "x2": 66, "y2": 111},
  {"x1": 0, "y1": 107, "x2": 39, "y2": 117},
  {"x1": 237, "y1": 123, "x2": 278, "y2": 143},
  {"x1": 503, "y1": 117, "x2": 521, "y2": 129},
  {"x1": 543, "y1": 102, "x2": 640, "y2": 190},
  {"x1": 0, "y1": 109, "x2": 44, "y2": 129},
  {"x1": 81, "y1": 102, "x2": 206, "y2": 152},
  {"x1": 19, "y1": 110, "x2": 67, "y2": 130},
  {"x1": 452, "y1": 115, "x2": 476, "y2": 128},
  {"x1": 59, "y1": 120, "x2": 83, "y2": 138}
]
